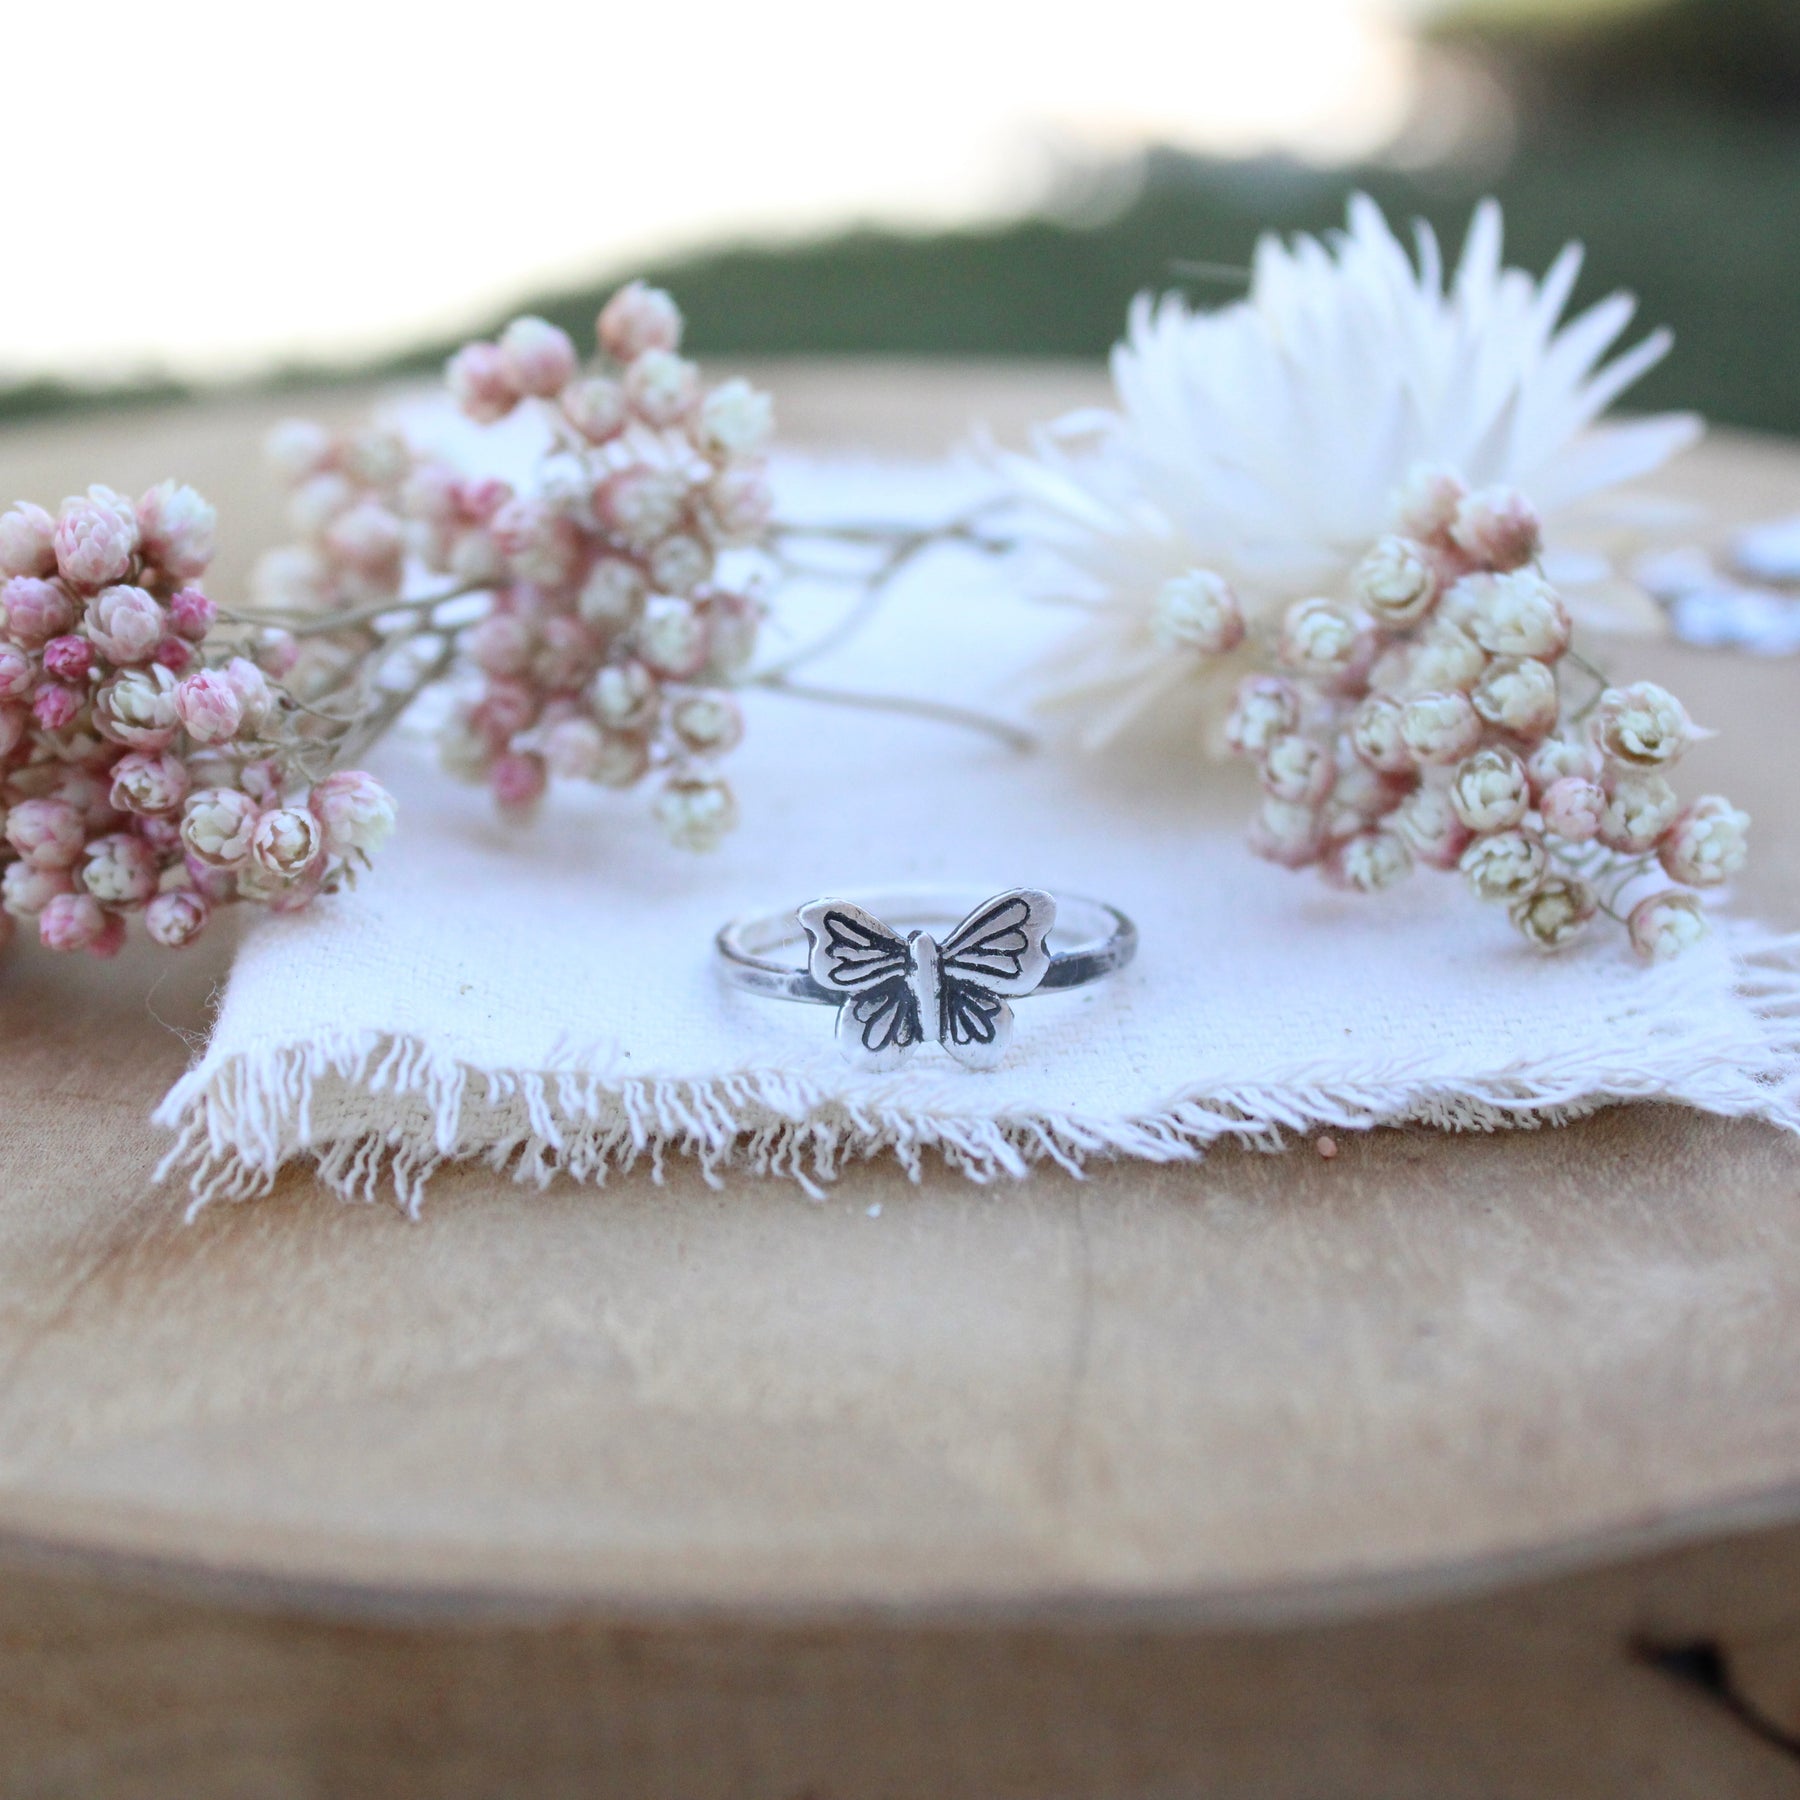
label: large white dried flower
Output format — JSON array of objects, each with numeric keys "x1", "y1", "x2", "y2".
[{"x1": 1000, "y1": 196, "x2": 1698, "y2": 749}]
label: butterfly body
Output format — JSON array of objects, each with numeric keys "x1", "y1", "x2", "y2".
[{"x1": 798, "y1": 889, "x2": 1056, "y2": 1072}]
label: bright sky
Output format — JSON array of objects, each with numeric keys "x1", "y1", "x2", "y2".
[{"x1": 7, "y1": 0, "x2": 1422, "y2": 381}]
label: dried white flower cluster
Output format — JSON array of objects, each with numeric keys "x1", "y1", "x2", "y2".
[
  {"x1": 257, "y1": 283, "x2": 773, "y2": 850},
  {"x1": 1214, "y1": 471, "x2": 1746, "y2": 958}
]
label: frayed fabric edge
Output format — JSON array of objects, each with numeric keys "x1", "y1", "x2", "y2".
[{"x1": 153, "y1": 931, "x2": 1800, "y2": 1220}]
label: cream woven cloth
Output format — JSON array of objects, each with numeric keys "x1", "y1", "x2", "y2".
[{"x1": 158, "y1": 460, "x2": 1800, "y2": 1210}]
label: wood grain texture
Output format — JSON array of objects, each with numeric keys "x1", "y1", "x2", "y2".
[{"x1": 0, "y1": 369, "x2": 1798, "y2": 1793}]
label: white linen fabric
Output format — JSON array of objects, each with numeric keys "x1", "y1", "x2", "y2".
[{"x1": 157, "y1": 459, "x2": 1800, "y2": 1212}]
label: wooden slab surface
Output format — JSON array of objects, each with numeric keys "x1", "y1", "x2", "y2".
[{"x1": 1, "y1": 369, "x2": 1800, "y2": 1795}]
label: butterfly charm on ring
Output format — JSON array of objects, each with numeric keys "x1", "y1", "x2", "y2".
[{"x1": 797, "y1": 888, "x2": 1056, "y2": 1071}]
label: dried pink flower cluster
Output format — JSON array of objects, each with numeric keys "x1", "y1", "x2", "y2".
[
  {"x1": 261, "y1": 284, "x2": 772, "y2": 851},
  {"x1": 0, "y1": 484, "x2": 394, "y2": 958},
  {"x1": 1214, "y1": 470, "x2": 1747, "y2": 958}
]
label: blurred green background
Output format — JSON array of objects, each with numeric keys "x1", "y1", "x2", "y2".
[{"x1": 10, "y1": 0, "x2": 1798, "y2": 433}]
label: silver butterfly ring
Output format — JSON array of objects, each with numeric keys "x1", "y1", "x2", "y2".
[{"x1": 715, "y1": 887, "x2": 1137, "y2": 1071}]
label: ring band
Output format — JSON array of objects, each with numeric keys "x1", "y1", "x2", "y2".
[{"x1": 717, "y1": 886, "x2": 1137, "y2": 1071}]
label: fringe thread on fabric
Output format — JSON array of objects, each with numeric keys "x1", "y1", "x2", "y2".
[{"x1": 153, "y1": 933, "x2": 1800, "y2": 1219}]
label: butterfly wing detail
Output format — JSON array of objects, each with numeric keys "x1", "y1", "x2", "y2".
[
  {"x1": 797, "y1": 899, "x2": 922, "y2": 1072},
  {"x1": 934, "y1": 889, "x2": 1056, "y2": 1070}
]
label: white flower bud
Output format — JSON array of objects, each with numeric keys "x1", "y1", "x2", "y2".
[
  {"x1": 1400, "y1": 690, "x2": 1481, "y2": 766},
  {"x1": 655, "y1": 772, "x2": 737, "y2": 851},
  {"x1": 1658, "y1": 796, "x2": 1749, "y2": 888},
  {"x1": 589, "y1": 659, "x2": 660, "y2": 732},
  {"x1": 1403, "y1": 622, "x2": 1486, "y2": 696},
  {"x1": 578, "y1": 559, "x2": 647, "y2": 629},
  {"x1": 1597, "y1": 772, "x2": 1680, "y2": 854},
  {"x1": 1333, "y1": 828, "x2": 1413, "y2": 894},
  {"x1": 0, "y1": 502, "x2": 57, "y2": 577},
  {"x1": 1471, "y1": 656, "x2": 1560, "y2": 742},
  {"x1": 1449, "y1": 747, "x2": 1530, "y2": 834},
  {"x1": 1460, "y1": 570, "x2": 1570, "y2": 661},
  {"x1": 1459, "y1": 828, "x2": 1547, "y2": 903},
  {"x1": 1348, "y1": 694, "x2": 1413, "y2": 774},
  {"x1": 1628, "y1": 890, "x2": 1708, "y2": 961},
  {"x1": 1278, "y1": 598, "x2": 1374, "y2": 688},
  {"x1": 1248, "y1": 795, "x2": 1322, "y2": 869},
  {"x1": 1451, "y1": 486, "x2": 1541, "y2": 573},
  {"x1": 81, "y1": 832, "x2": 158, "y2": 907},
  {"x1": 1394, "y1": 785, "x2": 1472, "y2": 871},
  {"x1": 1352, "y1": 535, "x2": 1438, "y2": 628},
  {"x1": 561, "y1": 376, "x2": 628, "y2": 444},
  {"x1": 1152, "y1": 570, "x2": 1244, "y2": 656},
  {"x1": 1392, "y1": 464, "x2": 1466, "y2": 543},
  {"x1": 1540, "y1": 776, "x2": 1605, "y2": 843},
  {"x1": 1594, "y1": 682, "x2": 1695, "y2": 769},
  {"x1": 1512, "y1": 876, "x2": 1596, "y2": 951},
  {"x1": 264, "y1": 418, "x2": 336, "y2": 484},
  {"x1": 251, "y1": 806, "x2": 324, "y2": 880},
  {"x1": 1259, "y1": 733, "x2": 1335, "y2": 805},
  {"x1": 1526, "y1": 734, "x2": 1601, "y2": 801},
  {"x1": 182, "y1": 787, "x2": 259, "y2": 868},
  {"x1": 497, "y1": 316, "x2": 578, "y2": 399},
  {"x1": 694, "y1": 379, "x2": 774, "y2": 460},
  {"x1": 670, "y1": 691, "x2": 744, "y2": 756},
  {"x1": 636, "y1": 596, "x2": 710, "y2": 679},
  {"x1": 135, "y1": 480, "x2": 216, "y2": 580},
  {"x1": 649, "y1": 533, "x2": 712, "y2": 597},
  {"x1": 624, "y1": 350, "x2": 701, "y2": 429},
  {"x1": 1224, "y1": 676, "x2": 1301, "y2": 759}
]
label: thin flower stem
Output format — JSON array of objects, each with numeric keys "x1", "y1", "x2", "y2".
[
  {"x1": 244, "y1": 582, "x2": 494, "y2": 639},
  {"x1": 750, "y1": 672, "x2": 1037, "y2": 753}
]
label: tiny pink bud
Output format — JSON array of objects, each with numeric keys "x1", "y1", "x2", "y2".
[
  {"x1": 1627, "y1": 890, "x2": 1708, "y2": 962},
  {"x1": 490, "y1": 750, "x2": 548, "y2": 814},
  {"x1": 153, "y1": 636, "x2": 195, "y2": 673},
  {"x1": 598, "y1": 281, "x2": 683, "y2": 360},
  {"x1": 250, "y1": 806, "x2": 324, "y2": 880},
  {"x1": 167, "y1": 587, "x2": 218, "y2": 641},
  {"x1": 1540, "y1": 776, "x2": 1605, "y2": 843},
  {"x1": 252, "y1": 626, "x2": 299, "y2": 677},
  {"x1": 561, "y1": 376, "x2": 628, "y2": 444},
  {"x1": 53, "y1": 493, "x2": 137, "y2": 589},
  {"x1": 42, "y1": 634, "x2": 94, "y2": 683},
  {"x1": 38, "y1": 891, "x2": 106, "y2": 953},
  {"x1": 707, "y1": 466, "x2": 773, "y2": 542},
  {"x1": 86, "y1": 911, "x2": 128, "y2": 960},
  {"x1": 0, "y1": 502, "x2": 57, "y2": 578},
  {"x1": 636, "y1": 595, "x2": 710, "y2": 680},
  {"x1": 0, "y1": 647, "x2": 33, "y2": 701},
  {"x1": 110, "y1": 749, "x2": 191, "y2": 816},
  {"x1": 2, "y1": 576, "x2": 77, "y2": 645},
  {"x1": 445, "y1": 341, "x2": 519, "y2": 424},
  {"x1": 623, "y1": 350, "x2": 700, "y2": 428},
  {"x1": 174, "y1": 669, "x2": 246, "y2": 744},
  {"x1": 86, "y1": 584, "x2": 166, "y2": 665},
  {"x1": 145, "y1": 887, "x2": 210, "y2": 948},
  {"x1": 497, "y1": 316, "x2": 578, "y2": 398},
  {"x1": 135, "y1": 481, "x2": 216, "y2": 580},
  {"x1": 181, "y1": 786, "x2": 259, "y2": 868},
  {"x1": 31, "y1": 681, "x2": 81, "y2": 731},
  {"x1": 1393, "y1": 464, "x2": 1467, "y2": 545},
  {"x1": 308, "y1": 769, "x2": 396, "y2": 856},
  {"x1": 1451, "y1": 487, "x2": 1542, "y2": 573}
]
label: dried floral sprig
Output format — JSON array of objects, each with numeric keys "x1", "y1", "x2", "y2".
[
  {"x1": 1206, "y1": 471, "x2": 1745, "y2": 958},
  {"x1": 0, "y1": 484, "x2": 394, "y2": 958}
]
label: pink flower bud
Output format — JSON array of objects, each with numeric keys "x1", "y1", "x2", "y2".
[
  {"x1": 86, "y1": 584, "x2": 166, "y2": 665},
  {"x1": 577, "y1": 558, "x2": 646, "y2": 629},
  {"x1": 324, "y1": 500, "x2": 405, "y2": 583},
  {"x1": 145, "y1": 886, "x2": 210, "y2": 948},
  {"x1": 1540, "y1": 776, "x2": 1605, "y2": 843},
  {"x1": 288, "y1": 471, "x2": 356, "y2": 540},
  {"x1": 497, "y1": 316, "x2": 578, "y2": 398},
  {"x1": 181, "y1": 786, "x2": 260, "y2": 867},
  {"x1": 174, "y1": 669, "x2": 245, "y2": 744},
  {"x1": 168, "y1": 587, "x2": 218, "y2": 641},
  {"x1": 224, "y1": 657, "x2": 274, "y2": 732},
  {"x1": 1393, "y1": 786, "x2": 1472, "y2": 871},
  {"x1": 0, "y1": 647, "x2": 33, "y2": 701},
  {"x1": 1451, "y1": 487, "x2": 1542, "y2": 573},
  {"x1": 153, "y1": 636, "x2": 195, "y2": 673},
  {"x1": 1526, "y1": 734, "x2": 1601, "y2": 801},
  {"x1": 2, "y1": 576, "x2": 76, "y2": 645},
  {"x1": 250, "y1": 806, "x2": 323, "y2": 879},
  {"x1": 446, "y1": 341, "x2": 519, "y2": 424},
  {"x1": 560, "y1": 376, "x2": 628, "y2": 444},
  {"x1": 1392, "y1": 464, "x2": 1467, "y2": 545},
  {"x1": 455, "y1": 477, "x2": 514, "y2": 525},
  {"x1": 309, "y1": 769, "x2": 396, "y2": 857},
  {"x1": 3, "y1": 860, "x2": 71, "y2": 917},
  {"x1": 1224, "y1": 674, "x2": 1302, "y2": 759},
  {"x1": 1594, "y1": 681, "x2": 1695, "y2": 770},
  {"x1": 694, "y1": 378, "x2": 774, "y2": 460},
  {"x1": 598, "y1": 281, "x2": 683, "y2": 360},
  {"x1": 474, "y1": 675, "x2": 538, "y2": 740},
  {"x1": 80, "y1": 831, "x2": 158, "y2": 907},
  {"x1": 31, "y1": 681, "x2": 81, "y2": 731},
  {"x1": 53, "y1": 493, "x2": 137, "y2": 589},
  {"x1": 53, "y1": 766, "x2": 117, "y2": 822},
  {"x1": 1598, "y1": 772, "x2": 1680, "y2": 854},
  {"x1": 490, "y1": 750, "x2": 548, "y2": 815},
  {"x1": 42, "y1": 634, "x2": 94, "y2": 683},
  {"x1": 1400, "y1": 690, "x2": 1481, "y2": 766},
  {"x1": 135, "y1": 481, "x2": 216, "y2": 579},
  {"x1": 95, "y1": 665, "x2": 179, "y2": 749},
  {"x1": 252, "y1": 626, "x2": 299, "y2": 677},
  {"x1": 1278, "y1": 598, "x2": 1375, "y2": 691},
  {"x1": 1471, "y1": 656, "x2": 1559, "y2": 742},
  {"x1": 398, "y1": 462, "x2": 462, "y2": 525},
  {"x1": 39, "y1": 891, "x2": 107, "y2": 952},
  {"x1": 468, "y1": 613, "x2": 534, "y2": 678},
  {"x1": 111, "y1": 750, "x2": 191, "y2": 816},
  {"x1": 1352, "y1": 536, "x2": 1439, "y2": 628},
  {"x1": 0, "y1": 502, "x2": 56, "y2": 578},
  {"x1": 1349, "y1": 695, "x2": 1413, "y2": 775},
  {"x1": 134, "y1": 813, "x2": 183, "y2": 857},
  {"x1": 342, "y1": 428, "x2": 409, "y2": 487},
  {"x1": 7, "y1": 796, "x2": 85, "y2": 868},
  {"x1": 533, "y1": 615, "x2": 601, "y2": 691}
]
